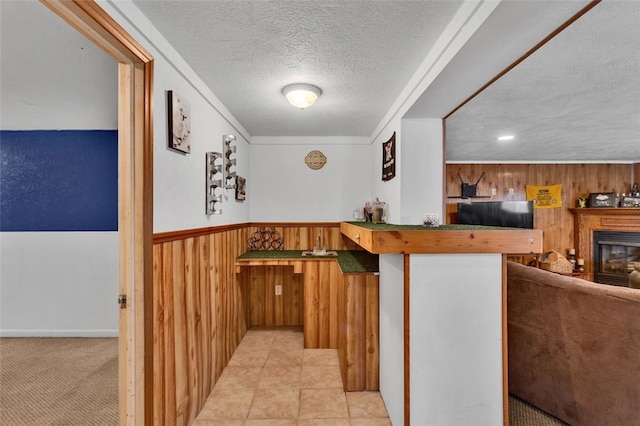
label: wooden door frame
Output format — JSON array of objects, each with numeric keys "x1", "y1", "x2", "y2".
[{"x1": 40, "y1": 1, "x2": 154, "y2": 424}]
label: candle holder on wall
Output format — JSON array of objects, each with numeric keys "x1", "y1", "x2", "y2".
[
  {"x1": 223, "y1": 134, "x2": 237, "y2": 189},
  {"x1": 206, "y1": 151, "x2": 223, "y2": 215}
]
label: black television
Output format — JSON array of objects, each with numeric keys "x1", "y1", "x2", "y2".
[{"x1": 457, "y1": 201, "x2": 534, "y2": 229}]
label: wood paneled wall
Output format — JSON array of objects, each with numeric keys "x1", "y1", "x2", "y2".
[
  {"x1": 634, "y1": 163, "x2": 639, "y2": 184},
  {"x1": 152, "y1": 222, "x2": 349, "y2": 426},
  {"x1": 153, "y1": 227, "x2": 250, "y2": 426},
  {"x1": 446, "y1": 164, "x2": 633, "y2": 254},
  {"x1": 244, "y1": 223, "x2": 359, "y2": 333}
]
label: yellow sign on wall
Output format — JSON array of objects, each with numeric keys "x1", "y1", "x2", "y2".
[{"x1": 526, "y1": 184, "x2": 562, "y2": 208}]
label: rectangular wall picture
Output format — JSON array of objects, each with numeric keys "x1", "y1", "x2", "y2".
[
  {"x1": 167, "y1": 90, "x2": 191, "y2": 154},
  {"x1": 236, "y1": 176, "x2": 246, "y2": 201}
]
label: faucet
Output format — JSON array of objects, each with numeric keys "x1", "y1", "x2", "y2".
[{"x1": 317, "y1": 235, "x2": 322, "y2": 249}]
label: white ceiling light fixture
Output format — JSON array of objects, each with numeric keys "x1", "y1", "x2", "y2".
[
  {"x1": 282, "y1": 83, "x2": 322, "y2": 109},
  {"x1": 497, "y1": 135, "x2": 515, "y2": 141}
]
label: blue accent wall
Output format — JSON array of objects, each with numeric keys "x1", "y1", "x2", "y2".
[{"x1": 0, "y1": 130, "x2": 118, "y2": 231}]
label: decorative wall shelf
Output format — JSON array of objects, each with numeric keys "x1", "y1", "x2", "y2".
[
  {"x1": 223, "y1": 134, "x2": 237, "y2": 189},
  {"x1": 205, "y1": 151, "x2": 223, "y2": 215}
]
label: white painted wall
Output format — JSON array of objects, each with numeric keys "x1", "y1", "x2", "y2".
[
  {"x1": 400, "y1": 118, "x2": 444, "y2": 225},
  {"x1": 409, "y1": 254, "x2": 503, "y2": 425},
  {"x1": 249, "y1": 137, "x2": 372, "y2": 222},
  {"x1": 0, "y1": 233, "x2": 119, "y2": 336},
  {"x1": 0, "y1": 4, "x2": 119, "y2": 336},
  {"x1": 378, "y1": 254, "x2": 406, "y2": 426}
]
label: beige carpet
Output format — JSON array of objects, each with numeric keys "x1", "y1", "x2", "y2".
[
  {"x1": 510, "y1": 395, "x2": 568, "y2": 426},
  {"x1": 0, "y1": 337, "x2": 118, "y2": 426}
]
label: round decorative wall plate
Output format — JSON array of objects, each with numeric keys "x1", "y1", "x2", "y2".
[{"x1": 305, "y1": 150, "x2": 327, "y2": 170}]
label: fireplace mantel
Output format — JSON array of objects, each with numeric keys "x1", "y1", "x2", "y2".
[{"x1": 570, "y1": 208, "x2": 640, "y2": 280}]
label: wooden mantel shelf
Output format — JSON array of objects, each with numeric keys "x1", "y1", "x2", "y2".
[{"x1": 340, "y1": 222, "x2": 543, "y2": 255}]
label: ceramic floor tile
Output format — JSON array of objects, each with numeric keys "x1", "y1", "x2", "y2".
[
  {"x1": 301, "y1": 365, "x2": 344, "y2": 389},
  {"x1": 346, "y1": 391, "x2": 389, "y2": 418},
  {"x1": 296, "y1": 419, "x2": 351, "y2": 426},
  {"x1": 265, "y1": 347, "x2": 304, "y2": 366},
  {"x1": 299, "y1": 388, "x2": 349, "y2": 419},
  {"x1": 213, "y1": 366, "x2": 262, "y2": 389},
  {"x1": 302, "y1": 349, "x2": 339, "y2": 366},
  {"x1": 227, "y1": 347, "x2": 269, "y2": 367},
  {"x1": 191, "y1": 420, "x2": 244, "y2": 426},
  {"x1": 258, "y1": 365, "x2": 302, "y2": 388},
  {"x1": 350, "y1": 418, "x2": 393, "y2": 426},
  {"x1": 196, "y1": 389, "x2": 254, "y2": 420},
  {"x1": 243, "y1": 420, "x2": 297, "y2": 426},
  {"x1": 247, "y1": 388, "x2": 300, "y2": 419}
]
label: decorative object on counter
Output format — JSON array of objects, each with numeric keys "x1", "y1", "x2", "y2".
[
  {"x1": 382, "y1": 131, "x2": 396, "y2": 181},
  {"x1": 577, "y1": 258, "x2": 585, "y2": 272},
  {"x1": 167, "y1": 90, "x2": 191, "y2": 154},
  {"x1": 352, "y1": 208, "x2": 365, "y2": 221},
  {"x1": 223, "y1": 134, "x2": 237, "y2": 189},
  {"x1": 577, "y1": 197, "x2": 587, "y2": 208},
  {"x1": 304, "y1": 150, "x2": 326, "y2": 170},
  {"x1": 526, "y1": 184, "x2": 562, "y2": 209},
  {"x1": 235, "y1": 176, "x2": 246, "y2": 201},
  {"x1": 312, "y1": 235, "x2": 327, "y2": 255},
  {"x1": 205, "y1": 152, "x2": 223, "y2": 215},
  {"x1": 588, "y1": 192, "x2": 615, "y2": 207},
  {"x1": 423, "y1": 213, "x2": 440, "y2": 227},
  {"x1": 371, "y1": 198, "x2": 387, "y2": 223},
  {"x1": 631, "y1": 183, "x2": 639, "y2": 198},
  {"x1": 568, "y1": 248, "x2": 576, "y2": 270},
  {"x1": 248, "y1": 227, "x2": 283, "y2": 251},
  {"x1": 630, "y1": 262, "x2": 640, "y2": 289},
  {"x1": 539, "y1": 250, "x2": 574, "y2": 275}
]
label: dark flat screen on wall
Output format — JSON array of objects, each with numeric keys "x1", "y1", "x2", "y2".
[
  {"x1": 0, "y1": 130, "x2": 118, "y2": 231},
  {"x1": 457, "y1": 201, "x2": 534, "y2": 229}
]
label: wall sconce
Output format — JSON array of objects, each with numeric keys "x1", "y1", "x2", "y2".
[
  {"x1": 223, "y1": 134, "x2": 237, "y2": 189},
  {"x1": 282, "y1": 83, "x2": 322, "y2": 109},
  {"x1": 205, "y1": 151, "x2": 223, "y2": 215}
]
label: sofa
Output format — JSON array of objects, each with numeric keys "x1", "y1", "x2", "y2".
[{"x1": 507, "y1": 261, "x2": 640, "y2": 426}]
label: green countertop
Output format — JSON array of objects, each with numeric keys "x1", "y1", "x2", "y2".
[
  {"x1": 345, "y1": 221, "x2": 522, "y2": 231},
  {"x1": 237, "y1": 250, "x2": 379, "y2": 273}
]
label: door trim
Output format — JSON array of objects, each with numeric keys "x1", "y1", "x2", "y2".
[{"x1": 39, "y1": 1, "x2": 154, "y2": 424}]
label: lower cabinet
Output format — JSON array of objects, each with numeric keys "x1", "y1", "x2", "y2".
[{"x1": 337, "y1": 273, "x2": 380, "y2": 391}]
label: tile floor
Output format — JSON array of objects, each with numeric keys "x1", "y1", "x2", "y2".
[{"x1": 193, "y1": 326, "x2": 392, "y2": 426}]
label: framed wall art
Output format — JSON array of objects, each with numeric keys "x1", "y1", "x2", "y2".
[
  {"x1": 588, "y1": 192, "x2": 615, "y2": 208},
  {"x1": 382, "y1": 131, "x2": 396, "y2": 181},
  {"x1": 236, "y1": 176, "x2": 246, "y2": 201},
  {"x1": 167, "y1": 90, "x2": 191, "y2": 154}
]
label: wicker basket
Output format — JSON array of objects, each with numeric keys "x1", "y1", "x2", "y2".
[{"x1": 539, "y1": 251, "x2": 574, "y2": 275}]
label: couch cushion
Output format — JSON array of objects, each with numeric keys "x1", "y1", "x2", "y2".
[{"x1": 507, "y1": 261, "x2": 640, "y2": 426}]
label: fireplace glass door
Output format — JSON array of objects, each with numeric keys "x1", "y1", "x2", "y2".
[{"x1": 593, "y1": 231, "x2": 640, "y2": 286}]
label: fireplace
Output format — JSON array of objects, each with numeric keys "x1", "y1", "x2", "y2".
[{"x1": 593, "y1": 231, "x2": 640, "y2": 287}]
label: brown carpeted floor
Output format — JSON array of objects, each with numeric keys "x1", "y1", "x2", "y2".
[
  {"x1": 0, "y1": 337, "x2": 118, "y2": 426},
  {"x1": 0, "y1": 337, "x2": 566, "y2": 425}
]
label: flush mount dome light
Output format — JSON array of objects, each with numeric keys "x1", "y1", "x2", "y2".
[
  {"x1": 282, "y1": 83, "x2": 322, "y2": 109},
  {"x1": 497, "y1": 135, "x2": 515, "y2": 141}
]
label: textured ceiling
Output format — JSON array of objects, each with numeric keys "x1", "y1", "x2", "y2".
[
  {"x1": 1, "y1": 1, "x2": 638, "y2": 162},
  {"x1": 445, "y1": 0, "x2": 640, "y2": 163},
  {"x1": 130, "y1": 0, "x2": 463, "y2": 137}
]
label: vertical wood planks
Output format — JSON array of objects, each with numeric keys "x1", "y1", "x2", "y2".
[
  {"x1": 152, "y1": 227, "x2": 250, "y2": 426},
  {"x1": 338, "y1": 273, "x2": 380, "y2": 391},
  {"x1": 446, "y1": 163, "x2": 633, "y2": 254}
]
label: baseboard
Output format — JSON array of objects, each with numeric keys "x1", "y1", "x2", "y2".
[{"x1": 0, "y1": 329, "x2": 118, "y2": 337}]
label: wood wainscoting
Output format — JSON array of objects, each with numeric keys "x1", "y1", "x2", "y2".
[
  {"x1": 152, "y1": 222, "x2": 354, "y2": 426},
  {"x1": 446, "y1": 163, "x2": 634, "y2": 255}
]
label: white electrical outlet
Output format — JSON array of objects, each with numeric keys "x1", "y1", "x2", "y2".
[
  {"x1": 508, "y1": 188, "x2": 515, "y2": 195},
  {"x1": 275, "y1": 284, "x2": 282, "y2": 295},
  {"x1": 491, "y1": 188, "x2": 497, "y2": 196}
]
